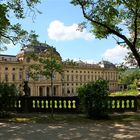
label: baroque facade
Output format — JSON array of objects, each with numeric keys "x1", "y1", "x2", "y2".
[{"x1": 0, "y1": 44, "x2": 119, "y2": 96}]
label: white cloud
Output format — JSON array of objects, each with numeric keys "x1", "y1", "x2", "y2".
[
  {"x1": 47, "y1": 20, "x2": 94, "y2": 41},
  {"x1": 103, "y1": 45, "x2": 128, "y2": 63}
]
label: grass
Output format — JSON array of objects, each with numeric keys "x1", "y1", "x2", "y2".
[
  {"x1": 110, "y1": 90, "x2": 139, "y2": 96},
  {"x1": 1, "y1": 112, "x2": 140, "y2": 124},
  {"x1": 0, "y1": 113, "x2": 91, "y2": 124}
]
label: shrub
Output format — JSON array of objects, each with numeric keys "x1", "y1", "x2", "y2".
[
  {"x1": 128, "y1": 84, "x2": 137, "y2": 90},
  {"x1": 78, "y1": 79, "x2": 109, "y2": 119},
  {"x1": 0, "y1": 83, "x2": 18, "y2": 117}
]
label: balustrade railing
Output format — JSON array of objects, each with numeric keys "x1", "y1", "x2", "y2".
[
  {"x1": 0, "y1": 95, "x2": 139, "y2": 113},
  {"x1": 16, "y1": 96, "x2": 80, "y2": 113},
  {"x1": 108, "y1": 96, "x2": 137, "y2": 112}
]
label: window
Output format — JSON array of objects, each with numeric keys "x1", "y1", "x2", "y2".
[
  {"x1": 67, "y1": 89, "x2": 70, "y2": 94},
  {"x1": 2, "y1": 57, "x2": 4, "y2": 60},
  {"x1": 5, "y1": 67, "x2": 8, "y2": 71},
  {"x1": 71, "y1": 88, "x2": 74, "y2": 94},
  {"x1": 76, "y1": 75, "x2": 78, "y2": 80},
  {"x1": 12, "y1": 68, "x2": 15, "y2": 71},
  {"x1": 19, "y1": 73, "x2": 22, "y2": 81},
  {"x1": 91, "y1": 75, "x2": 93, "y2": 80},
  {"x1": 95, "y1": 75, "x2": 97, "y2": 80},
  {"x1": 5, "y1": 74, "x2": 8, "y2": 81},
  {"x1": 80, "y1": 75, "x2": 82, "y2": 81},
  {"x1": 84, "y1": 75, "x2": 86, "y2": 81},
  {"x1": 12, "y1": 74, "x2": 15, "y2": 81},
  {"x1": 67, "y1": 75, "x2": 69, "y2": 81}
]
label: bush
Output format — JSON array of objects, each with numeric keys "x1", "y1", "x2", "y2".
[
  {"x1": 128, "y1": 84, "x2": 137, "y2": 90},
  {"x1": 78, "y1": 79, "x2": 109, "y2": 119},
  {"x1": 0, "y1": 83, "x2": 18, "y2": 117}
]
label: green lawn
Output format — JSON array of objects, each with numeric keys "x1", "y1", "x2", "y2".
[
  {"x1": 1, "y1": 112, "x2": 140, "y2": 124},
  {"x1": 110, "y1": 90, "x2": 139, "y2": 96}
]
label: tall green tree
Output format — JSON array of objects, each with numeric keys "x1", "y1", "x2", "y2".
[
  {"x1": 71, "y1": 0, "x2": 140, "y2": 67},
  {"x1": 29, "y1": 46, "x2": 62, "y2": 82},
  {"x1": 119, "y1": 68, "x2": 140, "y2": 86},
  {"x1": 28, "y1": 44, "x2": 62, "y2": 117},
  {"x1": 0, "y1": 0, "x2": 40, "y2": 51}
]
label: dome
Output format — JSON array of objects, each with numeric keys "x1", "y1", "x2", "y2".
[
  {"x1": 98, "y1": 60, "x2": 116, "y2": 68},
  {"x1": 17, "y1": 43, "x2": 62, "y2": 61}
]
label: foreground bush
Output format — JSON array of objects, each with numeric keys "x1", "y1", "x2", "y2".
[
  {"x1": 78, "y1": 79, "x2": 109, "y2": 119},
  {"x1": 0, "y1": 83, "x2": 18, "y2": 118}
]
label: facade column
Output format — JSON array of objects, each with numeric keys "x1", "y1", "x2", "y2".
[
  {"x1": 49, "y1": 86, "x2": 51, "y2": 96},
  {"x1": 37, "y1": 86, "x2": 39, "y2": 96},
  {"x1": 44, "y1": 86, "x2": 47, "y2": 96},
  {"x1": 33, "y1": 83, "x2": 36, "y2": 96},
  {"x1": 30, "y1": 86, "x2": 33, "y2": 96},
  {"x1": 47, "y1": 86, "x2": 50, "y2": 96},
  {"x1": 58, "y1": 85, "x2": 62, "y2": 96}
]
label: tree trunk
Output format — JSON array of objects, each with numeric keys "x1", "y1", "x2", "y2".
[
  {"x1": 51, "y1": 75, "x2": 54, "y2": 118},
  {"x1": 129, "y1": 44, "x2": 140, "y2": 68}
]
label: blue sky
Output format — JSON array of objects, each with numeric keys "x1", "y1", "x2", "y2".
[{"x1": 4, "y1": 0, "x2": 128, "y2": 64}]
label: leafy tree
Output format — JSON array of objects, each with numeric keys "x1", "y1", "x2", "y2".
[
  {"x1": 0, "y1": 0, "x2": 40, "y2": 51},
  {"x1": 0, "y1": 83, "x2": 18, "y2": 117},
  {"x1": 28, "y1": 44, "x2": 62, "y2": 117},
  {"x1": 63, "y1": 59, "x2": 79, "y2": 66},
  {"x1": 28, "y1": 46, "x2": 62, "y2": 81},
  {"x1": 119, "y1": 68, "x2": 140, "y2": 89},
  {"x1": 78, "y1": 79, "x2": 109, "y2": 119},
  {"x1": 71, "y1": 0, "x2": 140, "y2": 67}
]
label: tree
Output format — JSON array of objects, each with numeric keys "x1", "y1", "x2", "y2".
[
  {"x1": 119, "y1": 68, "x2": 140, "y2": 89},
  {"x1": 0, "y1": 0, "x2": 40, "y2": 51},
  {"x1": 78, "y1": 79, "x2": 109, "y2": 119},
  {"x1": 63, "y1": 59, "x2": 79, "y2": 66},
  {"x1": 28, "y1": 44, "x2": 62, "y2": 117},
  {"x1": 71, "y1": 0, "x2": 140, "y2": 67},
  {"x1": 0, "y1": 83, "x2": 18, "y2": 117}
]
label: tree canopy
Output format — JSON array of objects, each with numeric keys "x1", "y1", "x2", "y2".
[
  {"x1": 71, "y1": 0, "x2": 140, "y2": 67},
  {"x1": 28, "y1": 45, "x2": 62, "y2": 81},
  {"x1": 119, "y1": 68, "x2": 140, "y2": 85},
  {"x1": 0, "y1": 0, "x2": 40, "y2": 51}
]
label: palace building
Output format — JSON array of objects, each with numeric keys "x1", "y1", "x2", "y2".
[{"x1": 0, "y1": 43, "x2": 119, "y2": 96}]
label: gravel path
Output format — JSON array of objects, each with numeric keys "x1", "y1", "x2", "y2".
[{"x1": 1, "y1": 120, "x2": 140, "y2": 140}]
